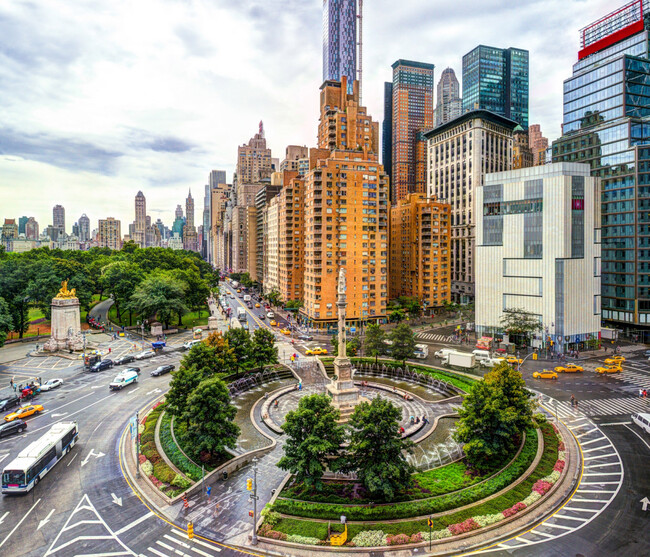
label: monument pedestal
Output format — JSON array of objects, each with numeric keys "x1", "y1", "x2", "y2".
[
  {"x1": 327, "y1": 355, "x2": 364, "y2": 422},
  {"x1": 43, "y1": 297, "x2": 84, "y2": 352}
]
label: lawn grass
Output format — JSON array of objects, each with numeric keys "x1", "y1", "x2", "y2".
[
  {"x1": 27, "y1": 307, "x2": 45, "y2": 321},
  {"x1": 107, "y1": 306, "x2": 208, "y2": 329}
]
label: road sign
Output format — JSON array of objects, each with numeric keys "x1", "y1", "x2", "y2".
[
  {"x1": 427, "y1": 517, "x2": 434, "y2": 528},
  {"x1": 350, "y1": 327, "x2": 356, "y2": 333}
]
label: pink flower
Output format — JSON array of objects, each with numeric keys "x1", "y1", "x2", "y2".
[
  {"x1": 409, "y1": 533, "x2": 423, "y2": 543},
  {"x1": 138, "y1": 454, "x2": 147, "y2": 464},
  {"x1": 448, "y1": 518, "x2": 480, "y2": 536},
  {"x1": 554, "y1": 460, "x2": 565, "y2": 472},
  {"x1": 386, "y1": 534, "x2": 410, "y2": 546},
  {"x1": 558, "y1": 441, "x2": 566, "y2": 451},
  {"x1": 502, "y1": 502, "x2": 527, "y2": 518},
  {"x1": 533, "y1": 480, "x2": 553, "y2": 495}
]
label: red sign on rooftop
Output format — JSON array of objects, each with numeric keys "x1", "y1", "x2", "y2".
[{"x1": 578, "y1": 0, "x2": 645, "y2": 60}]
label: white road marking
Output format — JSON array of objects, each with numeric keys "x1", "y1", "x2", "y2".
[
  {"x1": 38, "y1": 508, "x2": 56, "y2": 530},
  {"x1": 114, "y1": 512, "x2": 154, "y2": 536},
  {"x1": 0, "y1": 511, "x2": 8, "y2": 524},
  {"x1": 147, "y1": 547, "x2": 168, "y2": 557},
  {"x1": 66, "y1": 453, "x2": 78, "y2": 467},
  {"x1": 81, "y1": 449, "x2": 106, "y2": 467},
  {"x1": 623, "y1": 423, "x2": 650, "y2": 450},
  {"x1": 0, "y1": 454, "x2": 8, "y2": 463},
  {"x1": 0, "y1": 498, "x2": 41, "y2": 549},
  {"x1": 169, "y1": 529, "x2": 221, "y2": 552}
]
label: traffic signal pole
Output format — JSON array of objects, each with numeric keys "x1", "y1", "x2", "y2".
[{"x1": 252, "y1": 457, "x2": 259, "y2": 545}]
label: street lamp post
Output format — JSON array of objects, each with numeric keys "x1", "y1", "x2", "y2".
[
  {"x1": 251, "y1": 457, "x2": 259, "y2": 545},
  {"x1": 517, "y1": 352, "x2": 536, "y2": 373}
]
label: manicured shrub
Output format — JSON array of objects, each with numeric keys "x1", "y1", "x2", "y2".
[
  {"x1": 171, "y1": 474, "x2": 192, "y2": 489},
  {"x1": 502, "y1": 502, "x2": 526, "y2": 518},
  {"x1": 409, "y1": 532, "x2": 423, "y2": 543},
  {"x1": 153, "y1": 461, "x2": 176, "y2": 484},
  {"x1": 448, "y1": 518, "x2": 480, "y2": 535},
  {"x1": 351, "y1": 530, "x2": 387, "y2": 547},
  {"x1": 141, "y1": 460, "x2": 153, "y2": 476},
  {"x1": 286, "y1": 534, "x2": 320, "y2": 545}
]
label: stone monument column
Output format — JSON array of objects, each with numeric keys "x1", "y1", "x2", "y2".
[
  {"x1": 326, "y1": 268, "x2": 362, "y2": 422},
  {"x1": 43, "y1": 280, "x2": 85, "y2": 352}
]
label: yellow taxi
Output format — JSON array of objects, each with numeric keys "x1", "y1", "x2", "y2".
[
  {"x1": 532, "y1": 370, "x2": 558, "y2": 380},
  {"x1": 554, "y1": 363, "x2": 584, "y2": 373},
  {"x1": 237, "y1": 289, "x2": 241, "y2": 293},
  {"x1": 306, "y1": 347, "x2": 328, "y2": 356},
  {"x1": 270, "y1": 320, "x2": 277, "y2": 327},
  {"x1": 506, "y1": 356, "x2": 524, "y2": 366},
  {"x1": 255, "y1": 303, "x2": 261, "y2": 308},
  {"x1": 595, "y1": 365, "x2": 622, "y2": 374},
  {"x1": 280, "y1": 328, "x2": 291, "y2": 335},
  {"x1": 4, "y1": 404, "x2": 44, "y2": 422},
  {"x1": 604, "y1": 356, "x2": 625, "y2": 365}
]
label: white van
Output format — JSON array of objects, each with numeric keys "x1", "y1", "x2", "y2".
[
  {"x1": 481, "y1": 357, "x2": 504, "y2": 368},
  {"x1": 631, "y1": 413, "x2": 650, "y2": 434},
  {"x1": 434, "y1": 348, "x2": 454, "y2": 359},
  {"x1": 182, "y1": 339, "x2": 202, "y2": 350},
  {"x1": 472, "y1": 350, "x2": 491, "y2": 362},
  {"x1": 267, "y1": 311, "x2": 275, "y2": 319},
  {"x1": 109, "y1": 370, "x2": 139, "y2": 391}
]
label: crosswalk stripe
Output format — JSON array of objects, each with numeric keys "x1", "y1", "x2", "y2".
[
  {"x1": 169, "y1": 529, "x2": 221, "y2": 553},
  {"x1": 148, "y1": 547, "x2": 168, "y2": 557},
  {"x1": 580, "y1": 437, "x2": 608, "y2": 446}
]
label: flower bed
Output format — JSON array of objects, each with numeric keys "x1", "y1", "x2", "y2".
[
  {"x1": 159, "y1": 412, "x2": 203, "y2": 482},
  {"x1": 265, "y1": 422, "x2": 563, "y2": 547},
  {"x1": 139, "y1": 403, "x2": 192, "y2": 498},
  {"x1": 272, "y1": 427, "x2": 537, "y2": 521}
]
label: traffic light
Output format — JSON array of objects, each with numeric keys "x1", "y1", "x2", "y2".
[
  {"x1": 187, "y1": 522, "x2": 194, "y2": 540},
  {"x1": 246, "y1": 478, "x2": 253, "y2": 491},
  {"x1": 249, "y1": 510, "x2": 254, "y2": 517}
]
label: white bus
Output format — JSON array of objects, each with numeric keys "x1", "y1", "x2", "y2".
[
  {"x1": 413, "y1": 344, "x2": 429, "y2": 359},
  {"x1": 2, "y1": 422, "x2": 78, "y2": 494}
]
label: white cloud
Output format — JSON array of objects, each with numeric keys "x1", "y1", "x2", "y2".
[{"x1": 0, "y1": 0, "x2": 618, "y2": 231}]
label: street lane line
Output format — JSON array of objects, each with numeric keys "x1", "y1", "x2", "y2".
[
  {"x1": 576, "y1": 428, "x2": 598, "y2": 437},
  {"x1": 114, "y1": 512, "x2": 154, "y2": 536},
  {"x1": 66, "y1": 453, "x2": 78, "y2": 467},
  {"x1": 543, "y1": 523, "x2": 574, "y2": 530},
  {"x1": 599, "y1": 421, "x2": 631, "y2": 426},
  {"x1": 579, "y1": 437, "x2": 609, "y2": 446},
  {"x1": 156, "y1": 540, "x2": 190, "y2": 556},
  {"x1": 188, "y1": 546, "x2": 213, "y2": 557},
  {"x1": 0, "y1": 498, "x2": 41, "y2": 549},
  {"x1": 584, "y1": 452, "x2": 618, "y2": 460},
  {"x1": 553, "y1": 514, "x2": 589, "y2": 522},
  {"x1": 623, "y1": 423, "x2": 650, "y2": 450},
  {"x1": 582, "y1": 472, "x2": 622, "y2": 476},
  {"x1": 582, "y1": 445, "x2": 614, "y2": 453},
  {"x1": 577, "y1": 489, "x2": 618, "y2": 493},
  {"x1": 562, "y1": 507, "x2": 599, "y2": 512},
  {"x1": 584, "y1": 462, "x2": 621, "y2": 469}
]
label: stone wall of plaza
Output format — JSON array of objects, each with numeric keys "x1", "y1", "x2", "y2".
[
  {"x1": 389, "y1": 193, "x2": 451, "y2": 309},
  {"x1": 301, "y1": 151, "x2": 389, "y2": 328},
  {"x1": 426, "y1": 110, "x2": 517, "y2": 303},
  {"x1": 476, "y1": 163, "x2": 601, "y2": 353},
  {"x1": 277, "y1": 171, "x2": 304, "y2": 302}
]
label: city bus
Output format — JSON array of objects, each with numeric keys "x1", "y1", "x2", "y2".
[{"x1": 2, "y1": 422, "x2": 78, "y2": 494}]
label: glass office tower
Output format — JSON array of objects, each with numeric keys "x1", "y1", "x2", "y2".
[
  {"x1": 462, "y1": 45, "x2": 529, "y2": 129},
  {"x1": 553, "y1": 0, "x2": 650, "y2": 335},
  {"x1": 323, "y1": 0, "x2": 357, "y2": 91}
]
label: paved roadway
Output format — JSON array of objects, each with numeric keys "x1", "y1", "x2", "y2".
[{"x1": 0, "y1": 336, "x2": 261, "y2": 557}]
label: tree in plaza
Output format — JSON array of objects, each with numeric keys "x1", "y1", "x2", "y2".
[
  {"x1": 101, "y1": 261, "x2": 143, "y2": 324},
  {"x1": 454, "y1": 362, "x2": 533, "y2": 472},
  {"x1": 347, "y1": 337, "x2": 360, "y2": 357},
  {"x1": 0, "y1": 297, "x2": 13, "y2": 348},
  {"x1": 278, "y1": 394, "x2": 345, "y2": 491},
  {"x1": 397, "y1": 296, "x2": 422, "y2": 317},
  {"x1": 284, "y1": 299, "x2": 303, "y2": 310},
  {"x1": 364, "y1": 324, "x2": 385, "y2": 364},
  {"x1": 224, "y1": 327, "x2": 253, "y2": 375},
  {"x1": 340, "y1": 397, "x2": 414, "y2": 501},
  {"x1": 181, "y1": 377, "x2": 240, "y2": 462},
  {"x1": 250, "y1": 327, "x2": 278, "y2": 369},
  {"x1": 390, "y1": 322, "x2": 416, "y2": 365},
  {"x1": 165, "y1": 365, "x2": 202, "y2": 421},
  {"x1": 180, "y1": 336, "x2": 236, "y2": 378},
  {"x1": 499, "y1": 307, "x2": 542, "y2": 346},
  {"x1": 128, "y1": 273, "x2": 188, "y2": 329},
  {"x1": 389, "y1": 309, "x2": 406, "y2": 323}
]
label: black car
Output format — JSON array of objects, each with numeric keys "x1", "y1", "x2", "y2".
[
  {"x1": 151, "y1": 364, "x2": 174, "y2": 377},
  {"x1": 0, "y1": 419, "x2": 26, "y2": 437},
  {"x1": 0, "y1": 395, "x2": 20, "y2": 412},
  {"x1": 114, "y1": 355, "x2": 135, "y2": 365},
  {"x1": 90, "y1": 359, "x2": 114, "y2": 372},
  {"x1": 297, "y1": 334, "x2": 314, "y2": 341}
]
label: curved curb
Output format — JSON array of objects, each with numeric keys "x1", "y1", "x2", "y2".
[{"x1": 155, "y1": 410, "x2": 190, "y2": 481}]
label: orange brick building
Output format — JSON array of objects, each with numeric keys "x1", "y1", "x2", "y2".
[
  {"x1": 389, "y1": 194, "x2": 451, "y2": 311},
  {"x1": 301, "y1": 78, "x2": 389, "y2": 329},
  {"x1": 277, "y1": 170, "x2": 304, "y2": 302}
]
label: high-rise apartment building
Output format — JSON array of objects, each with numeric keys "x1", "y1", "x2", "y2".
[
  {"x1": 435, "y1": 68, "x2": 462, "y2": 127},
  {"x1": 97, "y1": 217, "x2": 121, "y2": 250},
  {"x1": 132, "y1": 191, "x2": 147, "y2": 247},
  {"x1": 476, "y1": 163, "x2": 601, "y2": 354},
  {"x1": 302, "y1": 77, "x2": 389, "y2": 328},
  {"x1": 183, "y1": 190, "x2": 198, "y2": 252},
  {"x1": 78, "y1": 214, "x2": 90, "y2": 242},
  {"x1": 277, "y1": 171, "x2": 304, "y2": 302},
  {"x1": 53, "y1": 204, "x2": 65, "y2": 233},
  {"x1": 255, "y1": 175, "x2": 283, "y2": 284},
  {"x1": 425, "y1": 110, "x2": 517, "y2": 302},
  {"x1": 528, "y1": 124, "x2": 549, "y2": 166},
  {"x1": 382, "y1": 81, "x2": 393, "y2": 181},
  {"x1": 389, "y1": 194, "x2": 451, "y2": 310},
  {"x1": 1, "y1": 219, "x2": 18, "y2": 240},
  {"x1": 18, "y1": 216, "x2": 28, "y2": 235},
  {"x1": 389, "y1": 60, "x2": 435, "y2": 203},
  {"x1": 323, "y1": 0, "x2": 357, "y2": 92},
  {"x1": 25, "y1": 217, "x2": 39, "y2": 240},
  {"x1": 462, "y1": 45, "x2": 529, "y2": 129},
  {"x1": 280, "y1": 146, "x2": 309, "y2": 173},
  {"x1": 552, "y1": 0, "x2": 650, "y2": 333},
  {"x1": 513, "y1": 125, "x2": 534, "y2": 168},
  {"x1": 237, "y1": 122, "x2": 273, "y2": 185},
  {"x1": 263, "y1": 196, "x2": 281, "y2": 295}
]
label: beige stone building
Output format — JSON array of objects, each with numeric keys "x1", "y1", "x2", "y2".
[
  {"x1": 389, "y1": 194, "x2": 451, "y2": 310},
  {"x1": 425, "y1": 110, "x2": 517, "y2": 302},
  {"x1": 98, "y1": 217, "x2": 122, "y2": 250},
  {"x1": 280, "y1": 145, "x2": 309, "y2": 173}
]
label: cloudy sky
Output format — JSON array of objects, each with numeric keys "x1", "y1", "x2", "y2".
[{"x1": 0, "y1": 0, "x2": 614, "y2": 232}]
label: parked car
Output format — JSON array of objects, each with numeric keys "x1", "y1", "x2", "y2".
[
  {"x1": 135, "y1": 350, "x2": 155, "y2": 360},
  {"x1": 4, "y1": 404, "x2": 43, "y2": 422},
  {"x1": 306, "y1": 347, "x2": 328, "y2": 356},
  {"x1": 0, "y1": 419, "x2": 26, "y2": 437},
  {"x1": 114, "y1": 355, "x2": 135, "y2": 365},
  {"x1": 90, "y1": 359, "x2": 114, "y2": 372},
  {"x1": 0, "y1": 396, "x2": 20, "y2": 412},
  {"x1": 40, "y1": 379, "x2": 64, "y2": 391},
  {"x1": 532, "y1": 370, "x2": 558, "y2": 380},
  {"x1": 297, "y1": 334, "x2": 314, "y2": 341},
  {"x1": 554, "y1": 363, "x2": 584, "y2": 373},
  {"x1": 505, "y1": 356, "x2": 524, "y2": 366},
  {"x1": 151, "y1": 364, "x2": 175, "y2": 377}
]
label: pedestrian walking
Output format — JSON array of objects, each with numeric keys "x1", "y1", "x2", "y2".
[
  {"x1": 574, "y1": 398, "x2": 579, "y2": 410},
  {"x1": 206, "y1": 486, "x2": 211, "y2": 500},
  {"x1": 9, "y1": 378, "x2": 13, "y2": 390},
  {"x1": 570, "y1": 394, "x2": 575, "y2": 408},
  {"x1": 643, "y1": 389, "x2": 647, "y2": 399},
  {"x1": 640, "y1": 389, "x2": 644, "y2": 399}
]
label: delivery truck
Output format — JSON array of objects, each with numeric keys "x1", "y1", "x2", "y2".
[{"x1": 442, "y1": 351, "x2": 476, "y2": 369}]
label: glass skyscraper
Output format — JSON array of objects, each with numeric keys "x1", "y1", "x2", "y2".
[
  {"x1": 553, "y1": 0, "x2": 650, "y2": 334},
  {"x1": 322, "y1": 0, "x2": 357, "y2": 91},
  {"x1": 462, "y1": 45, "x2": 529, "y2": 129}
]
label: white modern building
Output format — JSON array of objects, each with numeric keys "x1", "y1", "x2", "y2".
[
  {"x1": 475, "y1": 163, "x2": 601, "y2": 354},
  {"x1": 263, "y1": 196, "x2": 280, "y2": 295}
]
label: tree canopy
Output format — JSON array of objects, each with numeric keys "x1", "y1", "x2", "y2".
[
  {"x1": 364, "y1": 324, "x2": 385, "y2": 363},
  {"x1": 390, "y1": 322, "x2": 416, "y2": 364}
]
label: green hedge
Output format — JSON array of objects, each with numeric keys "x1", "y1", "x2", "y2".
[
  {"x1": 271, "y1": 423, "x2": 558, "y2": 540},
  {"x1": 159, "y1": 412, "x2": 202, "y2": 482},
  {"x1": 272, "y1": 427, "x2": 537, "y2": 521}
]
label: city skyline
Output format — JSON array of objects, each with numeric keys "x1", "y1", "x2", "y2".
[{"x1": 1, "y1": 0, "x2": 614, "y2": 227}]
